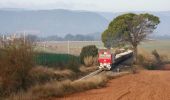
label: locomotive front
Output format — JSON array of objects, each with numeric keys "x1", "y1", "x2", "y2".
[{"x1": 98, "y1": 49, "x2": 113, "y2": 70}]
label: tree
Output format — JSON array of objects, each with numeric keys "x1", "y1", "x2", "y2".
[
  {"x1": 26, "y1": 34, "x2": 38, "y2": 43},
  {"x1": 80, "y1": 45, "x2": 98, "y2": 66},
  {"x1": 102, "y1": 13, "x2": 160, "y2": 63}
]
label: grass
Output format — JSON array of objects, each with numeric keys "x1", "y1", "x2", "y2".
[
  {"x1": 6, "y1": 74, "x2": 110, "y2": 100},
  {"x1": 6, "y1": 71, "x2": 130, "y2": 100},
  {"x1": 139, "y1": 40, "x2": 170, "y2": 58},
  {"x1": 137, "y1": 47, "x2": 170, "y2": 70},
  {"x1": 29, "y1": 66, "x2": 75, "y2": 84}
]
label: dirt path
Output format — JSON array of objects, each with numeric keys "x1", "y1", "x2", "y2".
[{"x1": 56, "y1": 70, "x2": 170, "y2": 100}]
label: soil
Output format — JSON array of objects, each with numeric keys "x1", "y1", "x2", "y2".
[
  {"x1": 161, "y1": 64, "x2": 170, "y2": 70},
  {"x1": 56, "y1": 70, "x2": 170, "y2": 100}
]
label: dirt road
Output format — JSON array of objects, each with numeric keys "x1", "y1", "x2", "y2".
[{"x1": 56, "y1": 70, "x2": 170, "y2": 100}]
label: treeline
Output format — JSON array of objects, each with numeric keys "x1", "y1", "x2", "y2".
[
  {"x1": 26, "y1": 33, "x2": 101, "y2": 42},
  {"x1": 41, "y1": 34, "x2": 94, "y2": 41}
]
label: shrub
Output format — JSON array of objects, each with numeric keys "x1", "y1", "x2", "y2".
[
  {"x1": 152, "y1": 50, "x2": 162, "y2": 64},
  {"x1": 66, "y1": 57, "x2": 80, "y2": 72},
  {"x1": 83, "y1": 56, "x2": 98, "y2": 67},
  {"x1": 137, "y1": 49, "x2": 164, "y2": 70},
  {"x1": 80, "y1": 45, "x2": 98, "y2": 66},
  {"x1": 29, "y1": 66, "x2": 57, "y2": 84},
  {"x1": 84, "y1": 56, "x2": 93, "y2": 67},
  {"x1": 0, "y1": 40, "x2": 35, "y2": 96}
]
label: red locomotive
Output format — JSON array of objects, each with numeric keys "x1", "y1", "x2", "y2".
[{"x1": 98, "y1": 49, "x2": 133, "y2": 70}]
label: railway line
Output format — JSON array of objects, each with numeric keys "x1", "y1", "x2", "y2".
[{"x1": 76, "y1": 52, "x2": 134, "y2": 81}]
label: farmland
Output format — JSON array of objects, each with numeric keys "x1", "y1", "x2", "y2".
[
  {"x1": 35, "y1": 53, "x2": 79, "y2": 67},
  {"x1": 36, "y1": 41, "x2": 103, "y2": 55},
  {"x1": 36, "y1": 40, "x2": 170, "y2": 58},
  {"x1": 140, "y1": 40, "x2": 170, "y2": 55},
  {"x1": 4, "y1": 39, "x2": 168, "y2": 100}
]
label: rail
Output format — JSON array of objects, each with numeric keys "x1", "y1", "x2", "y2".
[
  {"x1": 76, "y1": 68, "x2": 103, "y2": 81},
  {"x1": 76, "y1": 51, "x2": 133, "y2": 81}
]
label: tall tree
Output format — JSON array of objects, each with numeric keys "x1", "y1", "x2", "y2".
[{"x1": 102, "y1": 13, "x2": 160, "y2": 63}]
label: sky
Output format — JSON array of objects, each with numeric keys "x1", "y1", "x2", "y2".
[{"x1": 0, "y1": 0, "x2": 170, "y2": 12}]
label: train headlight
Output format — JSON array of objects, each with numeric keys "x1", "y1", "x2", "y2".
[{"x1": 100, "y1": 63, "x2": 103, "y2": 66}]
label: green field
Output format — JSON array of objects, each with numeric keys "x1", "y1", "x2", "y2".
[{"x1": 35, "y1": 53, "x2": 79, "y2": 67}]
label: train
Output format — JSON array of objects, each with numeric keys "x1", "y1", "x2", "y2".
[{"x1": 98, "y1": 49, "x2": 133, "y2": 70}]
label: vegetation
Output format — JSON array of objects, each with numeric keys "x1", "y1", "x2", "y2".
[
  {"x1": 80, "y1": 45, "x2": 98, "y2": 66},
  {"x1": 36, "y1": 53, "x2": 80, "y2": 72},
  {"x1": 29, "y1": 66, "x2": 75, "y2": 84},
  {"x1": 102, "y1": 13, "x2": 160, "y2": 63},
  {"x1": 137, "y1": 48, "x2": 169, "y2": 70},
  {"x1": 0, "y1": 40, "x2": 35, "y2": 97},
  {"x1": 36, "y1": 53, "x2": 78, "y2": 66},
  {"x1": 0, "y1": 40, "x2": 78, "y2": 98},
  {"x1": 7, "y1": 74, "x2": 110, "y2": 100}
]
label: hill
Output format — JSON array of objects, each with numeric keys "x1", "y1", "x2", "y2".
[
  {"x1": 0, "y1": 9, "x2": 170, "y2": 40},
  {"x1": 0, "y1": 9, "x2": 108, "y2": 36}
]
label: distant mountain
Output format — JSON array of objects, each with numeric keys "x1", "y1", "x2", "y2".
[
  {"x1": 0, "y1": 9, "x2": 170, "y2": 40},
  {"x1": 0, "y1": 9, "x2": 109, "y2": 36}
]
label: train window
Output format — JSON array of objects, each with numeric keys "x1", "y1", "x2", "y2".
[{"x1": 99, "y1": 54, "x2": 111, "y2": 58}]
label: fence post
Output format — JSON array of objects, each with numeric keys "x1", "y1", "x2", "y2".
[{"x1": 67, "y1": 40, "x2": 70, "y2": 54}]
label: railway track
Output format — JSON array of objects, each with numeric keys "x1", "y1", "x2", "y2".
[
  {"x1": 76, "y1": 68, "x2": 103, "y2": 81},
  {"x1": 76, "y1": 55, "x2": 133, "y2": 82}
]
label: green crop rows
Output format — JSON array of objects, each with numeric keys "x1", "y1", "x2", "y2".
[{"x1": 35, "y1": 53, "x2": 79, "y2": 66}]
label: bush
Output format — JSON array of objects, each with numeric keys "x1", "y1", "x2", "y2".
[
  {"x1": 80, "y1": 45, "x2": 98, "y2": 66},
  {"x1": 137, "y1": 49, "x2": 163, "y2": 70},
  {"x1": 66, "y1": 57, "x2": 80, "y2": 72},
  {"x1": 84, "y1": 56, "x2": 93, "y2": 67},
  {"x1": 0, "y1": 40, "x2": 35, "y2": 96}
]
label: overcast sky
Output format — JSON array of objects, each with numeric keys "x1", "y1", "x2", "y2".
[{"x1": 0, "y1": 0, "x2": 170, "y2": 12}]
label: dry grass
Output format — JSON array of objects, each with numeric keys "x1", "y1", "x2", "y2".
[
  {"x1": 79, "y1": 65, "x2": 98, "y2": 73},
  {"x1": 7, "y1": 74, "x2": 110, "y2": 100},
  {"x1": 54, "y1": 69, "x2": 75, "y2": 78},
  {"x1": 137, "y1": 48, "x2": 170, "y2": 70},
  {"x1": 138, "y1": 48, "x2": 154, "y2": 63},
  {"x1": 139, "y1": 48, "x2": 170, "y2": 62},
  {"x1": 29, "y1": 66, "x2": 75, "y2": 84}
]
